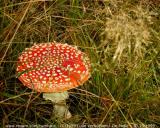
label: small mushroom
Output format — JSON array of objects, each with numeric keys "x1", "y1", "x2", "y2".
[{"x1": 16, "y1": 42, "x2": 91, "y2": 120}]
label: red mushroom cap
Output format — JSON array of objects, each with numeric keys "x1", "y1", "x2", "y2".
[{"x1": 16, "y1": 42, "x2": 91, "y2": 92}]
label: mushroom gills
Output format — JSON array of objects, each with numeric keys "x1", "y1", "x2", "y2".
[{"x1": 43, "y1": 91, "x2": 72, "y2": 119}]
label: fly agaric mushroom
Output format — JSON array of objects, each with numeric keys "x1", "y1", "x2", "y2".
[{"x1": 16, "y1": 42, "x2": 91, "y2": 119}]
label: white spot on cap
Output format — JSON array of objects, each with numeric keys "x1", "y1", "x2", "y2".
[
  {"x1": 46, "y1": 74, "x2": 51, "y2": 77},
  {"x1": 59, "y1": 71, "x2": 64, "y2": 74},
  {"x1": 42, "y1": 51, "x2": 47, "y2": 54},
  {"x1": 62, "y1": 75, "x2": 68, "y2": 78},
  {"x1": 57, "y1": 70, "x2": 61, "y2": 73},
  {"x1": 30, "y1": 62, "x2": 34, "y2": 66},
  {"x1": 74, "y1": 64, "x2": 80, "y2": 69},
  {"x1": 52, "y1": 73, "x2": 57, "y2": 76},
  {"x1": 69, "y1": 68, "x2": 73, "y2": 71},
  {"x1": 29, "y1": 51, "x2": 32, "y2": 54},
  {"x1": 65, "y1": 78, "x2": 70, "y2": 81},
  {"x1": 77, "y1": 70, "x2": 81, "y2": 74},
  {"x1": 29, "y1": 55, "x2": 33, "y2": 58},
  {"x1": 55, "y1": 77, "x2": 59, "y2": 80},
  {"x1": 27, "y1": 65, "x2": 31, "y2": 68}
]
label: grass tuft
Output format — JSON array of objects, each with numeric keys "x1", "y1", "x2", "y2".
[{"x1": 101, "y1": 5, "x2": 154, "y2": 61}]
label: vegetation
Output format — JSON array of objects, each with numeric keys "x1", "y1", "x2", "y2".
[{"x1": 0, "y1": 0, "x2": 159, "y2": 127}]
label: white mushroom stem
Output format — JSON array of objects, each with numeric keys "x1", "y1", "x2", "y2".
[{"x1": 43, "y1": 91, "x2": 72, "y2": 119}]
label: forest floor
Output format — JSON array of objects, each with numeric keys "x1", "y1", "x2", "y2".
[{"x1": 0, "y1": 0, "x2": 160, "y2": 127}]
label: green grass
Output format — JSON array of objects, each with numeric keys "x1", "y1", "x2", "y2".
[{"x1": 0, "y1": 0, "x2": 160, "y2": 127}]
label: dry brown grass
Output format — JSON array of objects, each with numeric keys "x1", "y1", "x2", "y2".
[{"x1": 101, "y1": 5, "x2": 154, "y2": 62}]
